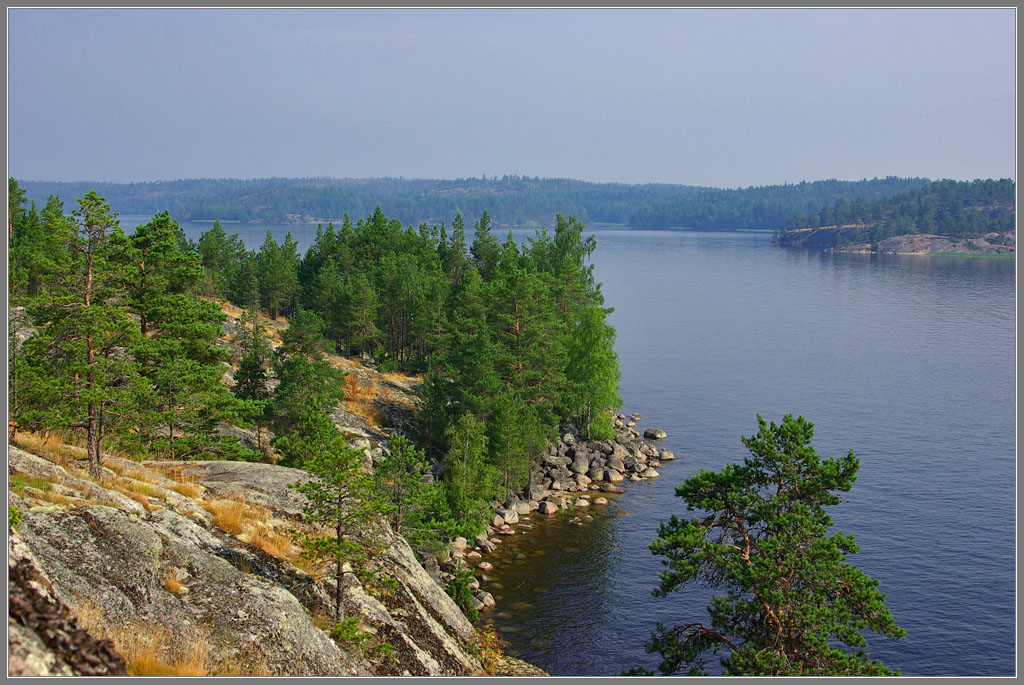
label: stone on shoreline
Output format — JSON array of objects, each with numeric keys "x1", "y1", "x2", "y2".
[
  {"x1": 643, "y1": 428, "x2": 667, "y2": 440},
  {"x1": 538, "y1": 501, "x2": 559, "y2": 514}
]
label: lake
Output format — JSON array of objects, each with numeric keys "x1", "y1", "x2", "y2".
[
  {"x1": 478, "y1": 230, "x2": 1015, "y2": 677},
  {"x1": 124, "y1": 216, "x2": 1015, "y2": 676}
]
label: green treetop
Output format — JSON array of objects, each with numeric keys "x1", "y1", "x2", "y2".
[{"x1": 635, "y1": 414, "x2": 905, "y2": 676}]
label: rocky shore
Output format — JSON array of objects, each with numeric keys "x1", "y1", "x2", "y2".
[
  {"x1": 775, "y1": 227, "x2": 1014, "y2": 255},
  {"x1": 429, "y1": 413, "x2": 673, "y2": 613}
]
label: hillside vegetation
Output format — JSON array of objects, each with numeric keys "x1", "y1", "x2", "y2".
[
  {"x1": 774, "y1": 178, "x2": 1015, "y2": 252},
  {"x1": 16, "y1": 175, "x2": 931, "y2": 230}
]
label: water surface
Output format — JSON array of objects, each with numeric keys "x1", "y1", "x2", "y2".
[{"x1": 480, "y1": 231, "x2": 1015, "y2": 677}]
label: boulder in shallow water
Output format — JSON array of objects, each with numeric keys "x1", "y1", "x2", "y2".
[
  {"x1": 659, "y1": 450, "x2": 675, "y2": 461},
  {"x1": 538, "y1": 501, "x2": 559, "y2": 515},
  {"x1": 593, "y1": 497, "x2": 609, "y2": 506},
  {"x1": 643, "y1": 428, "x2": 667, "y2": 440},
  {"x1": 642, "y1": 467, "x2": 660, "y2": 478}
]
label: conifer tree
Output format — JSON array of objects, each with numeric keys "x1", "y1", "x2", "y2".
[
  {"x1": 636, "y1": 414, "x2": 906, "y2": 676},
  {"x1": 291, "y1": 414, "x2": 382, "y2": 622},
  {"x1": 469, "y1": 210, "x2": 501, "y2": 281},
  {"x1": 17, "y1": 191, "x2": 140, "y2": 478},
  {"x1": 442, "y1": 413, "x2": 501, "y2": 537}
]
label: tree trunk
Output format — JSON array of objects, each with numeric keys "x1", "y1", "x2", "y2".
[{"x1": 87, "y1": 401, "x2": 101, "y2": 479}]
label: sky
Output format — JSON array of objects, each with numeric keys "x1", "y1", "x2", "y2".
[{"x1": 6, "y1": 8, "x2": 1017, "y2": 188}]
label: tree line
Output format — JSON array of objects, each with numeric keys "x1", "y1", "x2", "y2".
[
  {"x1": 9, "y1": 179, "x2": 621, "y2": 544},
  {"x1": 781, "y1": 178, "x2": 1015, "y2": 243},
  {"x1": 16, "y1": 175, "x2": 933, "y2": 231}
]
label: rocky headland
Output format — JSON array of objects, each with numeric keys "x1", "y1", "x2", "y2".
[{"x1": 775, "y1": 226, "x2": 1015, "y2": 255}]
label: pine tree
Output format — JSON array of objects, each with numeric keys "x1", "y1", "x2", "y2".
[
  {"x1": 290, "y1": 414, "x2": 383, "y2": 622},
  {"x1": 636, "y1": 414, "x2": 906, "y2": 676},
  {"x1": 563, "y1": 305, "x2": 621, "y2": 439},
  {"x1": 17, "y1": 191, "x2": 140, "y2": 478},
  {"x1": 469, "y1": 210, "x2": 500, "y2": 281},
  {"x1": 442, "y1": 413, "x2": 501, "y2": 537}
]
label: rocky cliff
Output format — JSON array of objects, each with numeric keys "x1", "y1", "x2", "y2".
[{"x1": 7, "y1": 444, "x2": 488, "y2": 677}]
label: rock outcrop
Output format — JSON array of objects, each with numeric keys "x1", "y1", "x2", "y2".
[{"x1": 8, "y1": 444, "x2": 485, "y2": 677}]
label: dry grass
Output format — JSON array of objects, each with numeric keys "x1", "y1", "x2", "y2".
[
  {"x1": 289, "y1": 552, "x2": 326, "y2": 580},
  {"x1": 202, "y1": 498, "x2": 248, "y2": 535},
  {"x1": 128, "y1": 491, "x2": 156, "y2": 512},
  {"x1": 344, "y1": 374, "x2": 380, "y2": 403},
  {"x1": 123, "y1": 479, "x2": 162, "y2": 497},
  {"x1": 162, "y1": 572, "x2": 186, "y2": 595},
  {"x1": 381, "y1": 370, "x2": 410, "y2": 383},
  {"x1": 69, "y1": 600, "x2": 211, "y2": 677},
  {"x1": 250, "y1": 529, "x2": 294, "y2": 559},
  {"x1": 170, "y1": 481, "x2": 202, "y2": 499},
  {"x1": 13, "y1": 431, "x2": 81, "y2": 468}
]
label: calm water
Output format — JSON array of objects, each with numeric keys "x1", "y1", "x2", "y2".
[
  {"x1": 126, "y1": 215, "x2": 1015, "y2": 675},
  {"x1": 478, "y1": 231, "x2": 1015, "y2": 677}
]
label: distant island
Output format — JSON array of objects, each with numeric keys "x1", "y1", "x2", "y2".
[
  {"x1": 774, "y1": 179, "x2": 1014, "y2": 255},
  {"x1": 16, "y1": 175, "x2": 932, "y2": 232}
]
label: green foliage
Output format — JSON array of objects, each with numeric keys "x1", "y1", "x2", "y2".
[
  {"x1": 15, "y1": 191, "x2": 141, "y2": 477},
  {"x1": 785, "y1": 178, "x2": 1015, "y2": 242},
  {"x1": 445, "y1": 564, "x2": 480, "y2": 624},
  {"x1": 441, "y1": 413, "x2": 501, "y2": 539},
  {"x1": 372, "y1": 435, "x2": 438, "y2": 539},
  {"x1": 16, "y1": 175, "x2": 935, "y2": 231},
  {"x1": 642, "y1": 414, "x2": 905, "y2": 676},
  {"x1": 291, "y1": 419, "x2": 384, "y2": 622},
  {"x1": 8, "y1": 505, "x2": 24, "y2": 529}
]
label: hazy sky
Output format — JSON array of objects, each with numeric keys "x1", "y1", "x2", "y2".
[{"x1": 7, "y1": 8, "x2": 1016, "y2": 187}]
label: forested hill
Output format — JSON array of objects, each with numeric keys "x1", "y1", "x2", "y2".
[
  {"x1": 15, "y1": 175, "x2": 931, "y2": 230},
  {"x1": 776, "y1": 178, "x2": 1015, "y2": 246}
]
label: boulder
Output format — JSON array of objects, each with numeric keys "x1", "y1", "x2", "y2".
[
  {"x1": 512, "y1": 500, "x2": 532, "y2": 515},
  {"x1": 544, "y1": 455, "x2": 572, "y2": 469},
  {"x1": 606, "y1": 457, "x2": 625, "y2": 473},
  {"x1": 497, "y1": 509, "x2": 519, "y2": 526},
  {"x1": 601, "y1": 484, "x2": 626, "y2": 494},
  {"x1": 593, "y1": 497, "x2": 609, "y2": 506},
  {"x1": 574, "y1": 474, "x2": 592, "y2": 488},
  {"x1": 611, "y1": 444, "x2": 630, "y2": 460},
  {"x1": 605, "y1": 470, "x2": 624, "y2": 484},
  {"x1": 492, "y1": 514, "x2": 505, "y2": 528},
  {"x1": 643, "y1": 428, "x2": 667, "y2": 440},
  {"x1": 659, "y1": 450, "x2": 675, "y2": 461},
  {"x1": 587, "y1": 469, "x2": 605, "y2": 482},
  {"x1": 477, "y1": 561, "x2": 494, "y2": 572},
  {"x1": 642, "y1": 468, "x2": 660, "y2": 478},
  {"x1": 538, "y1": 501, "x2": 559, "y2": 515},
  {"x1": 570, "y1": 457, "x2": 590, "y2": 475},
  {"x1": 573, "y1": 498, "x2": 590, "y2": 508}
]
